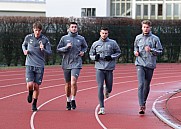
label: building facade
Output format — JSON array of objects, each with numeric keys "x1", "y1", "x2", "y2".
[
  {"x1": 0, "y1": 0, "x2": 180, "y2": 19},
  {"x1": 111, "y1": 0, "x2": 181, "y2": 20},
  {"x1": 46, "y1": 0, "x2": 110, "y2": 18},
  {"x1": 0, "y1": 0, "x2": 46, "y2": 17},
  {"x1": 46, "y1": 0, "x2": 181, "y2": 20}
]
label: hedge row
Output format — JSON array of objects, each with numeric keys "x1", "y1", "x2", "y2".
[{"x1": 0, "y1": 16, "x2": 181, "y2": 66}]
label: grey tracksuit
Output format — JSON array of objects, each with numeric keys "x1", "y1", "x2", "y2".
[
  {"x1": 89, "y1": 38, "x2": 121, "y2": 70},
  {"x1": 134, "y1": 32, "x2": 163, "y2": 106},
  {"x1": 89, "y1": 38, "x2": 121, "y2": 108},
  {"x1": 22, "y1": 33, "x2": 52, "y2": 67},
  {"x1": 57, "y1": 32, "x2": 88, "y2": 69}
]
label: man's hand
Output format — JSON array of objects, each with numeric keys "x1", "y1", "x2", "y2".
[
  {"x1": 104, "y1": 56, "x2": 112, "y2": 61},
  {"x1": 40, "y1": 42, "x2": 44, "y2": 50},
  {"x1": 134, "y1": 51, "x2": 139, "y2": 56},
  {"x1": 145, "y1": 46, "x2": 151, "y2": 52},
  {"x1": 79, "y1": 51, "x2": 84, "y2": 57},
  {"x1": 95, "y1": 54, "x2": 100, "y2": 61},
  {"x1": 23, "y1": 50, "x2": 28, "y2": 55},
  {"x1": 67, "y1": 42, "x2": 72, "y2": 48}
]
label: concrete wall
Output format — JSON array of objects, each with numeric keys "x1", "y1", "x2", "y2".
[{"x1": 46, "y1": 0, "x2": 110, "y2": 17}]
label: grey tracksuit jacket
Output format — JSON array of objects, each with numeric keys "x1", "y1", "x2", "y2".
[
  {"x1": 134, "y1": 32, "x2": 163, "y2": 69},
  {"x1": 22, "y1": 33, "x2": 52, "y2": 67},
  {"x1": 57, "y1": 32, "x2": 88, "y2": 69},
  {"x1": 89, "y1": 38, "x2": 121, "y2": 70}
]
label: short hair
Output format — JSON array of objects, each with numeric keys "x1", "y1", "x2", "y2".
[
  {"x1": 33, "y1": 21, "x2": 42, "y2": 30},
  {"x1": 69, "y1": 22, "x2": 77, "y2": 26},
  {"x1": 100, "y1": 27, "x2": 109, "y2": 31},
  {"x1": 141, "y1": 20, "x2": 152, "y2": 26}
]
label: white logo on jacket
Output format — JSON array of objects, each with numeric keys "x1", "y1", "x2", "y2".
[{"x1": 30, "y1": 39, "x2": 33, "y2": 44}]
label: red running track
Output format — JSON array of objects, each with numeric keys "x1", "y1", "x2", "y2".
[{"x1": 0, "y1": 64, "x2": 180, "y2": 129}]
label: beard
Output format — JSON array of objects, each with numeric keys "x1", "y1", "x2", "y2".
[{"x1": 143, "y1": 32, "x2": 149, "y2": 35}]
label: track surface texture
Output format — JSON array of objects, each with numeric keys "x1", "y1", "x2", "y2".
[{"x1": 0, "y1": 63, "x2": 180, "y2": 129}]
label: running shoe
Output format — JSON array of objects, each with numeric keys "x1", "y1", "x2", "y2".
[
  {"x1": 66, "y1": 102, "x2": 71, "y2": 110},
  {"x1": 71, "y1": 100, "x2": 76, "y2": 110},
  {"x1": 139, "y1": 106, "x2": 145, "y2": 114},
  {"x1": 98, "y1": 108, "x2": 105, "y2": 115},
  {"x1": 32, "y1": 104, "x2": 37, "y2": 111}
]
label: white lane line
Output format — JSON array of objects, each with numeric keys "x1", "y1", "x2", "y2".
[
  {"x1": 152, "y1": 92, "x2": 181, "y2": 129},
  {"x1": 95, "y1": 81, "x2": 181, "y2": 129},
  {"x1": 30, "y1": 86, "x2": 97, "y2": 129},
  {"x1": 0, "y1": 71, "x2": 180, "y2": 128},
  {"x1": 95, "y1": 88, "x2": 137, "y2": 129},
  {"x1": 0, "y1": 84, "x2": 63, "y2": 100},
  {"x1": 0, "y1": 71, "x2": 133, "y2": 88},
  {"x1": 1, "y1": 71, "x2": 181, "y2": 88}
]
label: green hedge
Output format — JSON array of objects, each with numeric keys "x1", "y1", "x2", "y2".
[{"x1": 0, "y1": 16, "x2": 181, "y2": 66}]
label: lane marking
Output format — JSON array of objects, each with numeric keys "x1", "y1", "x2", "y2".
[
  {"x1": 30, "y1": 86, "x2": 97, "y2": 129},
  {"x1": 95, "y1": 82, "x2": 181, "y2": 129},
  {"x1": 152, "y1": 92, "x2": 181, "y2": 129},
  {"x1": 29, "y1": 80, "x2": 181, "y2": 129}
]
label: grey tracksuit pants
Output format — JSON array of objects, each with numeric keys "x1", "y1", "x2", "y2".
[
  {"x1": 96, "y1": 69, "x2": 113, "y2": 108},
  {"x1": 136, "y1": 66, "x2": 154, "y2": 106}
]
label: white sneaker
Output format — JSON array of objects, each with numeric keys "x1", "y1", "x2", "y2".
[{"x1": 98, "y1": 108, "x2": 105, "y2": 115}]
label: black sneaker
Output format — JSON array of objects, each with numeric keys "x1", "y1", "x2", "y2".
[
  {"x1": 66, "y1": 102, "x2": 71, "y2": 110},
  {"x1": 32, "y1": 104, "x2": 37, "y2": 112},
  {"x1": 71, "y1": 100, "x2": 76, "y2": 110},
  {"x1": 139, "y1": 106, "x2": 145, "y2": 114},
  {"x1": 27, "y1": 91, "x2": 33, "y2": 103}
]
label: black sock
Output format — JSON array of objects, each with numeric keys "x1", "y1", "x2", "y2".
[
  {"x1": 33, "y1": 99, "x2": 37, "y2": 105},
  {"x1": 29, "y1": 90, "x2": 33, "y2": 96}
]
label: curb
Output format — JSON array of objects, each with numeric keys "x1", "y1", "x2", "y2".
[{"x1": 152, "y1": 90, "x2": 181, "y2": 129}]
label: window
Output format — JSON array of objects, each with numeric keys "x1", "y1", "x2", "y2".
[
  {"x1": 111, "y1": 2, "x2": 116, "y2": 16},
  {"x1": 81, "y1": 8, "x2": 96, "y2": 17},
  {"x1": 166, "y1": 4, "x2": 171, "y2": 17},
  {"x1": 126, "y1": 3, "x2": 131, "y2": 16},
  {"x1": 143, "y1": 5, "x2": 148, "y2": 16},
  {"x1": 136, "y1": 5, "x2": 141, "y2": 16},
  {"x1": 174, "y1": 4, "x2": 179, "y2": 16},
  {"x1": 110, "y1": 0, "x2": 131, "y2": 17},
  {"x1": 116, "y1": 3, "x2": 120, "y2": 15},
  {"x1": 121, "y1": 3, "x2": 125, "y2": 15},
  {"x1": 158, "y1": 4, "x2": 162, "y2": 16},
  {"x1": 151, "y1": 5, "x2": 155, "y2": 16}
]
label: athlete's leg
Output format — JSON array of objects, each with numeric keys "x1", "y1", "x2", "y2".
[
  {"x1": 71, "y1": 76, "x2": 77, "y2": 97},
  {"x1": 63, "y1": 69, "x2": 72, "y2": 110},
  {"x1": 26, "y1": 66, "x2": 35, "y2": 103},
  {"x1": 32, "y1": 67, "x2": 44, "y2": 111},
  {"x1": 65, "y1": 82, "x2": 71, "y2": 98},
  {"x1": 71, "y1": 69, "x2": 80, "y2": 97},
  {"x1": 63, "y1": 69, "x2": 71, "y2": 99},
  {"x1": 33, "y1": 83, "x2": 39, "y2": 99},
  {"x1": 70, "y1": 69, "x2": 80, "y2": 109},
  {"x1": 105, "y1": 70, "x2": 113, "y2": 93},
  {"x1": 136, "y1": 66, "x2": 145, "y2": 107},
  {"x1": 96, "y1": 69, "x2": 105, "y2": 108},
  {"x1": 143, "y1": 68, "x2": 154, "y2": 105}
]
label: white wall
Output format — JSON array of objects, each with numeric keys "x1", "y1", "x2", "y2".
[
  {"x1": 0, "y1": 1, "x2": 45, "y2": 16},
  {"x1": 46, "y1": 0, "x2": 110, "y2": 17},
  {"x1": 0, "y1": 1, "x2": 45, "y2": 12}
]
